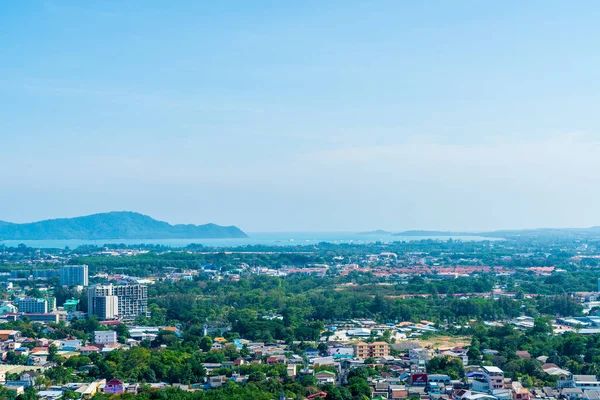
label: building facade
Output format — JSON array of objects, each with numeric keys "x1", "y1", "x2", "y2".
[
  {"x1": 44, "y1": 297, "x2": 57, "y2": 312},
  {"x1": 63, "y1": 299, "x2": 79, "y2": 312},
  {"x1": 95, "y1": 330, "x2": 117, "y2": 345},
  {"x1": 113, "y1": 284, "x2": 149, "y2": 320},
  {"x1": 60, "y1": 265, "x2": 89, "y2": 287},
  {"x1": 88, "y1": 285, "x2": 119, "y2": 321},
  {"x1": 483, "y1": 366, "x2": 505, "y2": 391},
  {"x1": 17, "y1": 298, "x2": 48, "y2": 314},
  {"x1": 354, "y1": 341, "x2": 391, "y2": 359},
  {"x1": 88, "y1": 284, "x2": 148, "y2": 321}
]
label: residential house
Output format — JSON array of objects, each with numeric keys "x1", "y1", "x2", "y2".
[
  {"x1": 562, "y1": 388, "x2": 584, "y2": 400},
  {"x1": 20, "y1": 371, "x2": 39, "y2": 387},
  {"x1": 389, "y1": 384, "x2": 408, "y2": 399},
  {"x1": 80, "y1": 345, "x2": 101, "y2": 355},
  {"x1": 105, "y1": 377, "x2": 125, "y2": 394},
  {"x1": 315, "y1": 371, "x2": 336, "y2": 384},
  {"x1": 409, "y1": 347, "x2": 433, "y2": 365},
  {"x1": 585, "y1": 390, "x2": 600, "y2": 400},
  {"x1": 305, "y1": 347, "x2": 319, "y2": 358},
  {"x1": 286, "y1": 364, "x2": 297, "y2": 378},
  {"x1": 310, "y1": 356, "x2": 335, "y2": 366}
]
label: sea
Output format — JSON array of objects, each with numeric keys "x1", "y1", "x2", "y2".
[{"x1": 0, "y1": 232, "x2": 496, "y2": 249}]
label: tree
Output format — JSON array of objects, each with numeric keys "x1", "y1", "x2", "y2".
[
  {"x1": 199, "y1": 336, "x2": 213, "y2": 352},
  {"x1": 248, "y1": 371, "x2": 266, "y2": 383},
  {"x1": 17, "y1": 386, "x2": 38, "y2": 400},
  {"x1": 318, "y1": 342, "x2": 329, "y2": 356},
  {"x1": 47, "y1": 344, "x2": 58, "y2": 362},
  {"x1": 34, "y1": 375, "x2": 50, "y2": 390},
  {"x1": 62, "y1": 391, "x2": 78, "y2": 400}
]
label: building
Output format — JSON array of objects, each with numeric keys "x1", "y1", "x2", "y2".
[
  {"x1": 22, "y1": 313, "x2": 60, "y2": 324},
  {"x1": 63, "y1": 299, "x2": 79, "y2": 312},
  {"x1": 113, "y1": 284, "x2": 149, "y2": 320},
  {"x1": 0, "y1": 302, "x2": 17, "y2": 315},
  {"x1": 409, "y1": 348, "x2": 433, "y2": 365},
  {"x1": 88, "y1": 285, "x2": 119, "y2": 321},
  {"x1": 0, "y1": 330, "x2": 21, "y2": 341},
  {"x1": 559, "y1": 375, "x2": 600, "y2": 390},
  {"x1": 17, "y1": 298, "x2": 48, "y2": 314},
  {"x1": 31, "y1": 269, "x2": 60, "y2": 280},
  {"x1": 44, "y1": 297, "x2": 56, "y2": 312},
  {"x1": 60, "y1": 265, "x2": 89, "y2": 287},
  {"x1": 105, "y1": 377, "x2": 125, "y2": 394},
  {"x1": 354, "y1": 341, "x2": 391, "y2": 359},
  {"x1": 95, "y1": 330, "x2": 117, "y2": 345},
  {"x1": 88, "y1": 284, "x2": 148, "y2": 321},
  {"x1": 315, "y1": 371, "x2": 336, "y2": 384},
  {"x1": 472, "y1": 366, "x2": 505, "y2": 392}
]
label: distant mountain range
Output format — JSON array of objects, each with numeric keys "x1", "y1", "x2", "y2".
[
  {"x1": 392, "y1": 227, "x2": 600, "y2": 239},
  {"x1": 0, "y1": 212, "x2": 248, "y2": 240},
  {"x1": 358, "y1": 230, "x2": 393, "y2": 235}
]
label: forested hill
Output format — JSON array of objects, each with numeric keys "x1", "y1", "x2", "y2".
[{"x1": 0, "y1": 211, "x2": 248, "y2": 240}]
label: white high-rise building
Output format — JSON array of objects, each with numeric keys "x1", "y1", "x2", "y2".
[
  {"x1": 88, "y1": 285, "x2": 118, "y2": 321},
  {"x1": 60, "y1": 265, "x2": 89, "y2": 287},
  {"x1": 88, "y1": 284, "x2": 148, "y2": 321}
]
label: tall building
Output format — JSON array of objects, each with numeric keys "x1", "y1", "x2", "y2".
[
  {"x1": 60, "y1": 265, "x2": 89, "y2": 287},
  {"x1": 113, "y1": 284, "x2": 149, "y2": 320},
  {"x1": 88, "y1": 285, "x2": 118, "y2": 321},
  {"x1": 17, "y1": 298, "x2": 48, "y2": 314},
  {"x1": 88, "y1": 284, "x2": 148, "y2": 321}
]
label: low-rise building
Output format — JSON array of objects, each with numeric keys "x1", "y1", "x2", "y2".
[
  {"x1": 95, "y1": 330, "x2": 118, "y2": 345},
  {"x1": 315, "y1": 371, "x2": 336, "y2": 384},
  {"x1": 354, "y1": 341, "x2": 390, "y2": 359},
  {"x1": 105, "y1": 377, "x2": 125, "y2": 394}
]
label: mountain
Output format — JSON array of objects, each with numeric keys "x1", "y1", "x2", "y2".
[
  {"x1": 358, "y1": 230, "x2": 393, "y2": 235},
  {"x1": 393, "y1": 230, "x2": 462, "y2": 236},
  {"x1": 393, "y1": 227, "x2": 600, "y2": 240},
  {"x1": 0, "y1": 212, "x2": 248, "y2": 240}
]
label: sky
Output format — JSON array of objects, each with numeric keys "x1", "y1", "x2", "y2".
[{"x1": 2, "y1": 1, "x2": 600, "y2": 232}]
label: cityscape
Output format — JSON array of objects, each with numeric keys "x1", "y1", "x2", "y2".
[
  {"x1": 1, "y1": 235, "x2": 600, "y2": 399},
  {"x1": 3, "y1": 1, "x2": 600, "y2": 400}
]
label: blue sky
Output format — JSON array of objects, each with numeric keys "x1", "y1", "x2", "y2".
[{"x1": 2, "y1": 1, "x2": 600, "y2": 231}]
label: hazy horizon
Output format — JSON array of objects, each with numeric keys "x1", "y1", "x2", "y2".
[
  {"x1": 1, "y1": 210, "x2": 598, "y2": 234},
  {"x1": 3, "y1": 1, "x2": 600, "y2": 232}
]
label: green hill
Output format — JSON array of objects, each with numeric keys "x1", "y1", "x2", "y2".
[{"x1": 0, "y1": 212, "x2": 248, "y2": 240}]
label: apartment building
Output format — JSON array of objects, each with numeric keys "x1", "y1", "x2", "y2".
[
  {"x1": 95, "y1": 330, "x2": 117, "y2": 345},
  {"x1": 88, "y1": 285, "x2": 119, "y2": 321},
  {"x1": 60, "y1": 265, "x2": 89, "y2": 287},
  {"x1": 113, "y1": 284, "x2": 149, "y2": 320},
  {"x1": 17, "y1": 298, "x2": 48, "y2": 314},
  {"x1": 88, "y1": 284, "x2": 148, "y2": 321},
  {"x1": 354, "y1": 341, "x2": 390, "y2": 359},
  {"x1": 471, "y1": 366, "x2": 505, "y2": 392}
]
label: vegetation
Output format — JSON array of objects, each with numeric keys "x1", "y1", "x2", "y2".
[{"x1": 0, "y1": 211, "x2": 247, "y2": 240}]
